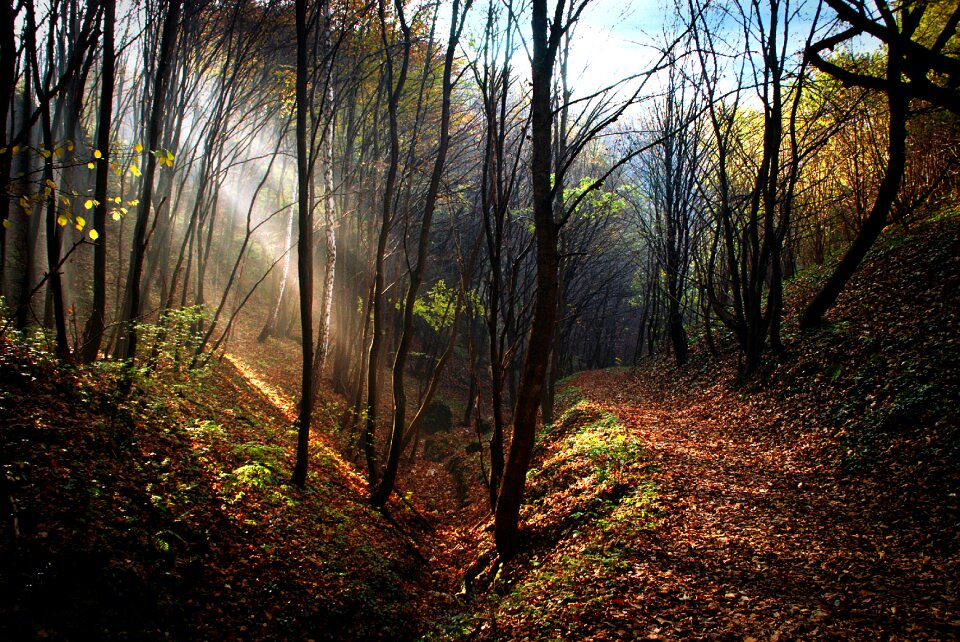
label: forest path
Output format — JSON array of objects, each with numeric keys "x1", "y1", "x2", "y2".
[{"x1": 570, "y1": 368, "x2": 957, "y2": 640}]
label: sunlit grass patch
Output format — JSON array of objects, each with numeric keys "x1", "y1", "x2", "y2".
[{"x1": 477, "y1": 399, "x2": 661, "y2": 640}]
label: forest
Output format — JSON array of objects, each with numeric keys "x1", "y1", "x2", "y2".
[{"x1": 0, "y1": 0, "x2": 958, "y2": 639}]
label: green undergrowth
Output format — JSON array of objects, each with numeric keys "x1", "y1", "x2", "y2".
[{"x1": 429, "y1": 391, "x2": 661, "y2": 640}]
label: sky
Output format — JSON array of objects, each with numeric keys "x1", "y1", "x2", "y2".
[
  {"x1": 561, "y1": 0, "x2": 675, "y2": 89},
  {"x1": 446, "y1": 0, "x2": 675, "y2": 119}
]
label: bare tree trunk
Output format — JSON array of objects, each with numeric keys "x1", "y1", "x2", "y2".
[
  {"x1": 291, "y1": 0, "x2": 315, "y2": 489},
  {"x1": 25, "y1": 0, "x2": 69, "y2": 358},
  {"x1": 258, "y1": 205, "x2": 294, "y2": 342},
  {"x1": 118, "y1": 0, "x2": 182, "y2": 363},
  {"x1": 14, "y1": 83, "x2": 41, "y2": 331},
  {"x1": 801, "y1": 50, "x2": 910, "y2": 329},
  {"x1": 311, "y1": 0, "x2": 338, "y2": 397},
  {"x1": 0, "y1": 0, "x2": 15, "y2": 291},
  {"x1": 81, "y1": 0, "x2": 115, "y2": 362},
  {"x1": 363, "y1": 0, "x2": 411, "y2": 488},
  {"x1": 370, "y1": 0, "x2": 471, "y2": 508},
  {"x1": 495, "y1": 0, "x2": 565, "y2": 561}
]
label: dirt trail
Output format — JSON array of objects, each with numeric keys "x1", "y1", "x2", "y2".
[{"x1": 573, "y1": 369, "x2": 958, "y2": 640}]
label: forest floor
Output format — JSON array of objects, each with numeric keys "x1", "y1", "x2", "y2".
[
  {"x1": 441, "y1": 363, "x2": 958, "y2": 640},
  {"x1": 1, "y1": 210, "x2": 958, "y2": 641}
]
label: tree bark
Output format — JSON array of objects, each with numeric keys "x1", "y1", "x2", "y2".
[
  {"x1": 311, "y1": 0, "x2": 338, "y2": 398},
  {"x1": 118, "y1": 0, "x2": 182, "y2": 363},
  {"x1": 363, "y1": 0, "x2": 411, "y2": 488},
  {"x1": 0, "y1": 0, "x2": 15, "y2": 290},
  {"x1": 81, "y1": 0, "x2": 116, "y2": 363},
  {"x1": 291, "y1": 0, "x2": 315, "y2": 489},
  {"x1": 494, "y1": 0, "x2": 564, "y2": 561},
  {"x1": 800, "y1": 38, "x2": 910, "y2": 329},
  {"x1": 370, "y1": 0, "x2": 463, "y2": 508}
]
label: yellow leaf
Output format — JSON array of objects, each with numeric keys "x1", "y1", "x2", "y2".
[
  {"x1": 75, "y1": 216, "x2": 86, "y2": 230},
  {"x1": 111, "y1": 211, "x2": 121, "y2": 221},
  {"x1": 87, "y1": 162, "x2": 95, "y2": 170},
  {"x1": 129, "y1": 164, "x2": 141, "y2": 177},
  {"x1": 113, "y1": 196, "x2": 122, "y2": 204},
  {"x1": 19, "y1": 196, "x2": 30, "y2": 210},
  {"x1": 60, "y1": 196, "x2": 70, "y2": 206},
  {"x1": 127, "y1": 199, "x2": 139, "y2": 206},
  {"x1": 88, "y1": 228, "x2": 99, "y2": 240},
  {"x1": 66, "y1": 141, "x2": 75, "y2": 152},
  {"x1": 41, "y1": 149, "x2": 51, "y2": 158},
  {"x1": 119, "y1": 207, "x2": 128, "y2": 215},
  {"x1": 2, "y1": 219, "x2": 9, "y2": 229},
  {"x1": 135, "y1": 143, "x2": 143, "y2": 153},
  {"x1": 57, "y1": 215, "x2": 68, "y2": 227},
  {"x1": 94, "y1": 149, "x2": 102, "y2": 159},
  {"x1": 12, "y1": 145, "x2": 20, "y2": 154},
  {"x1": 54, "y1": 147, "x2": 63, "y2": 157},
  {"x1": 84, "y1": 199, "x2": 95, "y2": 210},
  {"x1": 0, "y1": 147, "x2": 6, "y2": 154},
  {"x1": 45, "y1": 179, "x2": 57, "y2": 191}
]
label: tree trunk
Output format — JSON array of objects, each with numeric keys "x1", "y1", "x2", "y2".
[
  {"x1": 311, "y1": 0, "x2": 338, "y2": 398},
  {"x1": 370, "y1": 0, "x2": 464, "y2": 508},
  {"x1": 0, "y1": 0, "x2": 15, "y2": 291},
  {"x1": 800, "y1": 51, "x2": 909, "y2": 329},
  {"x1": 258, "y1": 205, "x2": 294, "y2": 342},
  {"x1": 118, "y1": 0, "x2": 181, "y2": 363},
  {"x1": 25, "y1": 0, "x2": 69, "y2": 358},
  {"x1": 494, "y1": 0, "x2": 562, "y2": 561},
  {"x1": 291, "y1": 0, "x2": 314, "y2": 489},
  {"x1": 81, "y1": 0, "x2": 115, "y2": 363}
]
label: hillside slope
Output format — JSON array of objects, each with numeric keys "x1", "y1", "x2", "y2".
[
  {"x1": 433, "y1": 212, "x2": 959, "y2": 640},
  {"x1": 0, "y1": 343, "x2": 433, "y2": 640}
]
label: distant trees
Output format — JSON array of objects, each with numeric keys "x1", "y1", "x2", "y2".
[{"x1": 625, "y1": 48, "x2": 706, "y2": 368}]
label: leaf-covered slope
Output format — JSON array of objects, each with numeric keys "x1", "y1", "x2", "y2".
[
  {"x1": 435, "y1": 211, "x2": 960, "y2": 641},
  {"x1": 0, "y1": 342, "x2": 430, "y2": 641}
]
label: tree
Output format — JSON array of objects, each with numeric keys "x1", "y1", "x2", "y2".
[
  {"x1": 370, "y1": 0, "x2": 473, "y2": 508},
  {"x1": 291, "y1": 0, "x2": 315, "y2": 489},
  {"x1": 311, "y1": 0, "x2": 338, "y2": 393},
  {"x1": 80, "y1": 0, "x2": 116, "y2": 362},
  {"x1": 467, "y1": 0, "x2": 526, "y2": 510},
  {"x1": 494, "y1": 0, "x2": 571, "y2": 561},
  {"x1": 117, "y1": 0, "x2": 182, "y2": 364},
  {"x1": 0, "y1": 0, "x2": 16, "y2": 288},
  {"x1": 362, "y1": 0, "x2": 411, "y2": 487},
  {"x1": 630, "y1": 49, "x2": 706, "y2": 368},
  {"x1": 688, "y1": 0, "x2": 823, "y2": 374},
  {"x1": 800, "y1": 0, "x2": 957, "y2": 327}
]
